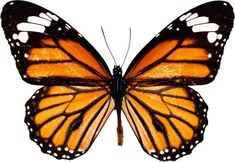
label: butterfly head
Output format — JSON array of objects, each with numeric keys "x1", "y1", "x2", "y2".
[{"x1": 113, "y1": 65, "x2": 122, "y2": 77}]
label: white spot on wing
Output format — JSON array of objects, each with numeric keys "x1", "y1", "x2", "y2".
[
  {"x1": 39, "y1": 12, "x2": 52, "y2": 21},
  {"x1": 167, "y1": 24, "x2": 173, "y2": 30},
  {"x1": 17, "y1": 22, "x2": 46, "y2": 33},
  {"x1": 192, "y1": 23, "x2": 219, "y2": 32},
  {"x1": 207, "y1": 32, "x2": 217, "y2": 43},
  {"x1": 78, "y1": 33, "x2": 83, "y2": 37},
  {"x1": 75, "y1": 153, "x2": 80, "y2": 157},
  {"x1": 27, "y1": 16, "x2": 51, "y2": 27},
  {"x1": 46, "y1": 12, "x2": 59, "y2": 21},
  {"x1": 24, "y1": 53, "x2": 29, "y2": 58},
  {"x1": 179, "y1": 12, "x2": 192, "y2": 21},
  {"x1": 12, "y1": 32, "x2": 29, "y2": 43},
  {"x1": 65, "y1": 24, "x2": 71, "y2": 30},
  {"x1": 208, "y1": 53, "x2": 212, "y2": 58},
  {"x1": 18, "y1": 32, "x2": 29, "y2": 43},
  {"x1": 187, "y1": 16, "x2": 209, "y2": 26},
  {"x1": 155, "y1": 33, "x2": 160, "y2": 38},
  {"x1": 186, "y1": 13, "x2": 199, "y2": 21},
  {"x1": 12, "y1": 33, "x2": 18, "y2": 40},
  {"x1": 217, "y1": 34, "x2": 223, "y2": 40}
]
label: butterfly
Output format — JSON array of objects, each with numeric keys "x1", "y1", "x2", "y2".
[{"x1": 1, "y1": 0, "x2": 234, "y2": 161}]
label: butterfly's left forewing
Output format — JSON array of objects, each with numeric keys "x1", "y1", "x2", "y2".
[{"x1": 1, "y1": 1, "x2": 111, "y2": 86}]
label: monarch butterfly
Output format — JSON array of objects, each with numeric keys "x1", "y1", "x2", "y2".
[{"x1": 1, "y1": 0, "x2": 234, "y2": 161}]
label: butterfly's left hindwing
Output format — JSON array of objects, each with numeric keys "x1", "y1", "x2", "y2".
[
  {"x1": 1, "y1": 1, "x2": 111, "y2": 86},
  {"x1": 25, "y1": 86, "x2": 114, "y2": 159}
]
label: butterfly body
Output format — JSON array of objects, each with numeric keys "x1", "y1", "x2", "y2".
[
  {"x1": 110, "y1": 65, "x2": 125, "y2": 145},
  {"x1": 1, "y1": 0, "x2": 234, "y2": 161}
]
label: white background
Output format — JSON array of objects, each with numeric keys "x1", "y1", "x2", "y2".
[{"x1": 0, "y1": 0, "x2": 235, "y2": 161}]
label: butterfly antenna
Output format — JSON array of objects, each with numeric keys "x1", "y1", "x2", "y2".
[
  {"x1": 101, "y1": 26, "x2": 117, "y2": 65},
  {"x1": 121, "y1": 27, "x2": 131, "y2": 67}
]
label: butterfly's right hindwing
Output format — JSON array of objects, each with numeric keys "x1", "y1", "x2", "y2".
[{"x1": 122, "y1": 85, "x2": 208, "y2": 161}]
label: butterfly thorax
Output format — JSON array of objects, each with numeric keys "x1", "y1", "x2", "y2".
[
  {"x1": 111, "y1": 65, "x2": 126, "y2": 104},
  {"x1": 111, "y1": 65, "x2": 125, "y2": 145}
]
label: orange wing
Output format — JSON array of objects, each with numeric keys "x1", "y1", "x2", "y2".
[
  {"x1": 1, "y1": 1, "x2": 111, "y2": 86},
  {"x1": 122, "y1": 2, "x2": 233, "y2": 160},
  {"x1": 25, "y1": 85, "x2": 114, "y2": 159},
  {"x1": 122, "y1": 85, "x2": 207, "y2": 160},
  {"x1": 124, "y1": 1, "x2": 234, "y2": 86},
  {"x1": 125, "y1": 39, "x2": 210, "y2": 80},
  {"x1": 24, "y1": 38, "x2": 111, "y2": 85}
]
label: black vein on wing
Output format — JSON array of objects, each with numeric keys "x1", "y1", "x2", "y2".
[
  {"x1": 90, "y1": 98, "x2": 112, "y2": 144},
  {"x1": 167, "y1": 118, "x2": 185, "y2": 143},
  {"x1": 74, "y1": 97, "x2": 111, "y2": 152},
  {"x1": 123, "y1": 98, "x2": 143, "y2": 145},
  {"x1": 128, "y1": 39, "x2": 183, "y2": 79},
  {"x1": 152, "y1": 114, "x2": 171, "y2": 149},
  {"x1": 126, "y1": 97, "x2": 159, "y2": 152},
  {"x1": 55, "y1": 39, "x2": 109, "y2": 80},
  {"x1": 127, "y1": 92, "x2": 196, "y2": 131},
  {"x1": 36, "y1": 91, "x2": 108, "y2": 129}
]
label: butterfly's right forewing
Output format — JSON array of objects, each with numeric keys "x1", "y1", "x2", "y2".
[{"x1": 124, "y1": 1, "x2": 234, "y2": 86}]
